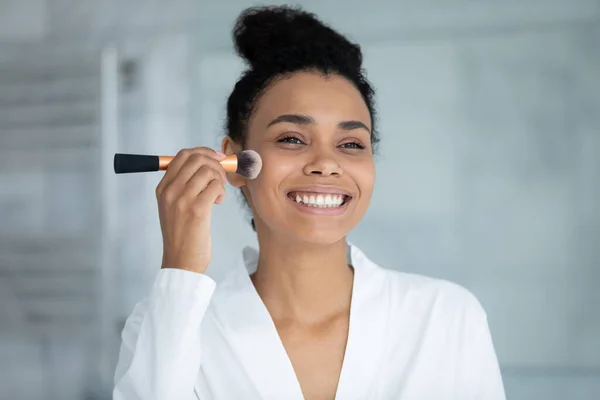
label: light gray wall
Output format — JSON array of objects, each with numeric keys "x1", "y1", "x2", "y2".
[{"x1": 0, "y1": 0, "x2": 598, "y2": 399}]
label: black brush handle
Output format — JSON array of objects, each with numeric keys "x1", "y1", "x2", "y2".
[{"x1": 114, "y1": 153, "x2": 160, "y2": 174}]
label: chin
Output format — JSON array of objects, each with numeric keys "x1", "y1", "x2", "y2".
[
  {"x1": 282, "y1": 220, "x2": 352, "y2": 246},
  {"x1": 253, "y1": 196, "x2": 367, "y2": 245}
]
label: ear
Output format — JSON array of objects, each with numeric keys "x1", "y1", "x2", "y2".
[{"x1": 221, "y1": 136, "x2": 246, "y2": 188}]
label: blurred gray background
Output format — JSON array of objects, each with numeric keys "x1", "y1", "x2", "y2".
[{"x1": 0, "y1": 0, "x2": 599, "y2": 399}]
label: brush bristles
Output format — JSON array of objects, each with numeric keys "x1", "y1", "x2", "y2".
[{"x1": 235, "y1": 150, "x2": 262, "y2": 179}]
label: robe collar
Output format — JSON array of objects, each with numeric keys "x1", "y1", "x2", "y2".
[{"x1": 210, "y1": 242, "x2": 389, "y2": 399}]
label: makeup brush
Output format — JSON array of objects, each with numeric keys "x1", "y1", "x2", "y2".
[{"x1": 113, "y1": 150, "x2": 263, "y2": 179}]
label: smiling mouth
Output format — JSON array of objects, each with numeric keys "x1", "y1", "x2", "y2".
[{"x1": 286, "y1": 191, "x2": 352, "y2": 208}]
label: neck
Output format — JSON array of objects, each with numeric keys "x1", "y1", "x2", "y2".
[{"x1": 251, "y1": 233, "x2": 354, "y2": 326}]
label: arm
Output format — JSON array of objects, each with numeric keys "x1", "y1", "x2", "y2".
[{"x1": 113, "y1": 268, "x2": 216, "y2": 400}]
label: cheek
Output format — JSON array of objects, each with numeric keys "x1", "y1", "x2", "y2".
[
  {"x1": 353, "y1": 161, "x2": 376, "y2": 200},
  {"x1": 246, "y1": 152, "x2": 296, "y2": 203}
]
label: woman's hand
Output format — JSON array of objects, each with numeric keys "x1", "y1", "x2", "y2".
[{"x1": 155, "y1": 147, "x2": 227, "y2": 274}]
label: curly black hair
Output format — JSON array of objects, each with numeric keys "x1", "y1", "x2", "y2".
[{"x1": 225, "y1": 6, "x2": 378, "y2": 231}]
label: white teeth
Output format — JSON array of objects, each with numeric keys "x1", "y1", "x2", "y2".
[{"x1": 291, "y1": 192, "x2": 347, "y2": 208}]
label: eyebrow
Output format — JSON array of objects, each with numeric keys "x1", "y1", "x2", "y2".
[{"x1": 267, "y1": 114, "x2": 371, "y2": 133}]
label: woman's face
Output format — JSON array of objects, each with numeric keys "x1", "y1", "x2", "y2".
[{"x1": 236, "y1": 71, "x2": 375, "y2": 244}]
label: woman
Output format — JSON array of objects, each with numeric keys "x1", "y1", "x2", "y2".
[{"x1": 113, "y1": 6, "x2": 505, "y2": 400}]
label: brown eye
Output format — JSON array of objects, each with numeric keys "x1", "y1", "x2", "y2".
[
  {"x1": 340, "y1": 141, "x2": 366, "y2": 150},
  {"x1": 278, "y1": 136, "x2": 305, "y2": 145}
]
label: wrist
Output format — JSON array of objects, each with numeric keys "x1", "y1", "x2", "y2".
[{"x1": 161, "y1": 255, "x2": 208, "y2": 274}]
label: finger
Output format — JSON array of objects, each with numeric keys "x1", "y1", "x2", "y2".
[
  {"x1": 182, "y1": 147, "x2": 226, "y2": 163},
  {"x1": 196, "y1": 179, "x2": 226, "y2": 208},
  {"x1": 190, "y1": 147, "x2": 226, "y2": 162},
  {"x1": 181, "y1": 165, "x2": 222, "y2": 202},
  {"x1": 189, "y1": 179, "x2": 225, "y2": 217},
  {"x1": 168, "y1": 155, "x2": 227, "y2": 200},
  {"x1": 171, "y1": 150, "x2": 226, "y2": 186},
  {"x1": 156, "y1": 148, "x2": 192, "y2": 197},
  {"x1": 186, "y1": 154, "x2": 227, "y2": 186},
  {"x1": 159, "y1": 154, "x2": 226, "y2": 202},
  {"x1": 157, "y1": 148, "x2": 226, "y2": 196}
]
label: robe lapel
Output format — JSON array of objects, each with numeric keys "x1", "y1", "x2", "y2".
[
  {"x1": 211, "y1": 244, "x2": 390, "y2": 400},
  {"x1": 334, "y1": 244, "x2": 390, "y2": 400},
  {"x1": 210, "y1": 247, "x2": 304, "y2": 399}
]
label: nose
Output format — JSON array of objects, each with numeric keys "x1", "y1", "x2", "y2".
[{"x1": 303, "y1": 151, "x2": 343, "y2": 177}]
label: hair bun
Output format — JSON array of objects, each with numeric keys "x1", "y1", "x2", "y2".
[{"x1": 233, "y1": 6, "x2": 363, "y2": 73}]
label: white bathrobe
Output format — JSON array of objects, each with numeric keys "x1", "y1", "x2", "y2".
[{"x1": 113, "y1": 243, "x2": 506, "y2": 400}]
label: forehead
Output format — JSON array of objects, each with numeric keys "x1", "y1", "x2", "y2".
[{"x1": 251, "y1": 71, "x2": 371, "y2": 129}]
